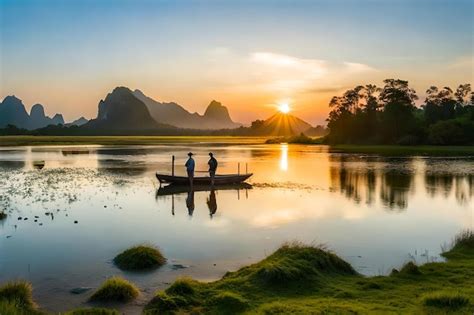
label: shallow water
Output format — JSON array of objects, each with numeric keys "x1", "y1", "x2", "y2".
[{"x1": 0, "y1": 142, "x2": 473, "y2": 313}]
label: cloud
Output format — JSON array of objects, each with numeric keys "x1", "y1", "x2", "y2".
[{"x1": 343, "y1": 62, "x2": 377, "y2": 73}]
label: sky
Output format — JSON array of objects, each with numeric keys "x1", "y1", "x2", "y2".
[{"x1": 1, "y1": 0, "x2": 473, "y2": 125}]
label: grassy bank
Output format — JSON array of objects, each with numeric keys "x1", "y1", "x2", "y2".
[
  {"x1": 0, "y1": 136, "x2": 266, "y2": 147},
  {"x1": 1, "y1": 232, "x2": 473, "y2": 314},
  {"x1": 329, "y1": 144, "x2": 474, "y2": 156},
  {"x1": 144, "y1": 232, "x2": 474, "y2": 314}
]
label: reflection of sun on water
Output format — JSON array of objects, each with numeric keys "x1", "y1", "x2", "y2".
[{"x1": 280, "y1": 144, "x2": 288, "y2": 171}]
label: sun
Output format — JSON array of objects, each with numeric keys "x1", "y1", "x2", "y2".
[{"x1": 278, "y1": 103, "x2": 291, "y2": 114}]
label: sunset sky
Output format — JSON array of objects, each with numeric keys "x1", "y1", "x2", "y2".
[{"x1": 1, "y1": 0, "x2": 472, "y2": 125}]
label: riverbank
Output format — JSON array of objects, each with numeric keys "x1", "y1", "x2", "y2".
[
  {"x1": 0, "y1": 136, "x2": 266, "y2": 146},
  {"x1": 2, "y1": 231, "x2": 473, "y2": 314},
  {"x1": 329, "y1": 144, "x2": 474, "y2": 156}
]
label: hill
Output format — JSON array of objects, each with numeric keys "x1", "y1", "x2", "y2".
[
  {"x1": 84, "y1": 87, "x2": 171, "y2": 130},
  {"x1": 133, "y1": 89, "x2": 241, "y2": 129},
  {"x1": 251, "y1": 112, "x2": 313, "y2": 136}
]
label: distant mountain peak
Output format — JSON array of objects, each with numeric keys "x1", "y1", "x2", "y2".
[{"x1": 30, "y1": 104, "x2": 46, "y2": 118}]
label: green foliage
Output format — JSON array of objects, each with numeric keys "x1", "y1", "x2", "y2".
[
  {"x1": 65, "y1": 308, "x2": 120, "y2": 315},
  {"x1": 0, "y1": 281, "x2": 36, "y2": 310},
  {"x1": 398, "y1": 261, "x2": 421, "y2": 275},
  {"x1": 0, "y1": 300, "x2": 26, "y2": 315},
  {"x1": 423, "y1": 291, "x2": 470, "y2": 310},
  {"x1": 89, "y1": 277, "x2": 139, "y2": 303},
  {"x1": 114, "y1": 245, "x2": 166, "y2": 271},
  {"x1": 326, "y1": 80, "x2": 473, "y2": 145},
  {"x1": 144, "y1": 292, "x2": 181, "y2": 314},
  {"x1": 209, "y1": 291, "x2": 248, "y2": 313},
  {"x1": 147, "y1": 233, "x2": 474, "y2": 314},
  {"x1": 443, "y1": 230, "x2": 474, "y2": 259},
  {"x1": 265, "y1": 133, "x2": 323, "y2": 144},
  {"x1": 253, "y1": 242, "x2": 356, "y2": 285}
]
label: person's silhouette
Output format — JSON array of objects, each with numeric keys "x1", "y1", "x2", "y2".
[
  {"x1": 207, "y1": 189, "x2": 217, "y2": 218},
  {"x1": 186, "y1": 188, "x2": 195, "y2": 216}
]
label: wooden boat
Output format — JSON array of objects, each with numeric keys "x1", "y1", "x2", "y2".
[
  {"x1": 156, "y1": 182, "x2": 252, "y2": 197},
  {"x1": 156, "y1": 173, "x2": 253, "y2": 185}
]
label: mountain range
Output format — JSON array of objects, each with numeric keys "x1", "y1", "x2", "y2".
[
  {"x1": 1, "y1": 86, "x2": 322, "y2": 135},
  {"x1": 0, "y1": 96, "x2": 81, "y2": 129},
  {"x1": 133, "y1": 89, "x2": 241, "y2": 129}
]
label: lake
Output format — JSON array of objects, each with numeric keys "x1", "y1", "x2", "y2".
[{"x1": 0, "y1": 141, "x2": 473, "y2": 313}]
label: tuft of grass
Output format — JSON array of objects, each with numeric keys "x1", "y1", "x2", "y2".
[
  {"x1": 89, "y1": 277, "x2": 139, "y2": 303},
  {"x1": 65, "y1": 308, "x2": 120, "y2": 315},
  {"x1": 165, "y1": 277, "x2": 197, "y2": 296},
  {"x1": 398, "y1": 261, "x2": 421, "y2": 275},
  {"x1": 443, "y1": 230, "x2": 474, "y2": 260},
  {"x1": 423, "y1": 291, "x2": 470, "y2": 310},
  {"x1": 0, "y1": 281, "x2": 36, "y2": 310},
  {"x1": 253, "y1": 242, "x2": 356, "y2": 285},
  {"x1": 113, "y1": 245, "x2": 166, "y2": 271},
  {"x1": 209, "y1": 291, "x2": 248, "y2": 313},
  {"x1": 144, "y1": 292, "x2": 182, "y2": 314},
  {"x1": 0, "y1": 211, "x2": 6, "y2": 220}
]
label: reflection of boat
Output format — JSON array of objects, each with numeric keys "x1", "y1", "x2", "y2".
[
  {"x1": 156, "y1": 173, "x2": 253, "y2": 185},
  {"x1": 156, "y1": 182, "x2": 252, "y2": 197}
]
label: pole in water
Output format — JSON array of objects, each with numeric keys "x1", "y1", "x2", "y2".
[
  {"x1": 238, "y1": 163, "x2": 240, "y2": 175},
  {"x1": 246, "y1": 163, "x2": 248, "y2": 174},
  {"x1": 172, "y1": 155, "x2": 175, "y2": 176}
]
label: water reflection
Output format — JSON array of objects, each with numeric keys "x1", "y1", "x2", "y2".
[
  {"x1": 329, "y1": 155, "x2": 472, "y2": 210},
  {"x1": 207, "y1": 190, "x2": 217, "y2": 218},
  {"x1": 155, "y1": 183, "x2": 252, "y2": 217},
  {"x1": 280, "y1": 144, "x2": 288, "y2": 171}
]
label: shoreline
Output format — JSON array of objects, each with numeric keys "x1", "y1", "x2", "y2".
[{"x1": 2, "y1": 231, "x2": 473, "y2": 314}]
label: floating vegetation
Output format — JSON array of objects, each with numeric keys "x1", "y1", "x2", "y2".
[
  {"x1": 114, "y1": 245, "x2": 166, "y2": 271},
  {"x1": 89, "y1": 277, "x2": 139, "y2": 303}
]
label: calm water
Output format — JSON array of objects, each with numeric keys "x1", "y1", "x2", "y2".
[{"x1": 0, "y1": 142, "x2": 473, "y2": 312}]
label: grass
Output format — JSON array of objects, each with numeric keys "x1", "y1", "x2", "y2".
[
  {"x1": 65, "y1": 308, "x2": 120, "y2": 315},
  {"x1": 0, "y1": 281, "x2": 36, "y2": 311},
  {"x1": 114, "y1": 245, "x2": 166, "y2": 271},
  {"x1": 265, "y1": 134, "x2": 323, "y2": 145},
  {"x1": 328, "y1": 144, "x2": 474, "y2": 156},
  {"x1": 89, "y1": 277, "x2": 139, "y2": 303},
  {"x1": 422, "y1": 291, "x2": 470, "y2": 310},
  {"x1": 145, "y1": 232, "x2": 474, "y2": 314},
  {"x1": 0, "y1": 136, "x2": 266, "y2": 146}
]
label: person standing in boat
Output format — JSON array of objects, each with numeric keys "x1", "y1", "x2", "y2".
[
  {"x1": 185, "y1": 152, "x2": 195, "y2": 187},
  {"x1": 208, "y1": 152, "x2": 218, "y2": 186}
]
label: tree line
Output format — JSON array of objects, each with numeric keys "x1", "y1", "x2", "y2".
[{"x1": 326, "y1": 79, "x2": 473, "y2": 145}]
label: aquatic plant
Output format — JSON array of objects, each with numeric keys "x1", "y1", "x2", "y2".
[
  {"x1": 89, "y1": 277, "x2": 139, "y2": 303},
  {"x1": 0, "y1": 281, "x2": 36, "y2": 310},
  {"x1": 114, "y1": 245, "x2": 166, "y2": 271},
  {"x1": 423, "y1": 291, "x2": 470, "y2": 310},
  {"x1": 66, "y1": 308, "x2": 120, "y2": 315}
]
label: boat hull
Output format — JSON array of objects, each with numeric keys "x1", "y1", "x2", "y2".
[{"x1": 156, "y1": 173, "x2": 253, "y2": 185}]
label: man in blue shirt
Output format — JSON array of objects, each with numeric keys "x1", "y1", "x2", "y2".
[{"x1": 185, "y1": 152, "x2": 195, "y2": 186}]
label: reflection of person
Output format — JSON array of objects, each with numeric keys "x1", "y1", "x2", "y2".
[
  {"x1": 186, "y1": 188, "x2": 195, "y2": 216},
  {"x1": 208, "y1": 152, "x2": 218, "y2": 186},
  {"x1": 185, "y1": 152, "x2": 195, "y2": 187},
  {"x1": 207, "y1": 189, "x2": 217, "y2": 218}
]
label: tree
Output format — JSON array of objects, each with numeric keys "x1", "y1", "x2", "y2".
[{"x1": 379, "y1": 79, "x2": 418, "y2": 143}]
